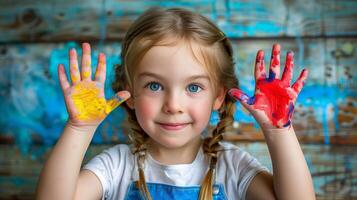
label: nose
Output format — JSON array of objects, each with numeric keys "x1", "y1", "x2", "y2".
[{"x1": 162, "y1": 91, "x2": 183, "y2": 114}]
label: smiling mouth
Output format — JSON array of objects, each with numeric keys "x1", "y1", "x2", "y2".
[{"x1": 157, "y1": 122, "x2": 190, "y2": 131}]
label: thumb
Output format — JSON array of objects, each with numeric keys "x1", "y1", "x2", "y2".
[
  {"x1": 228, "y1": 88, "x2": 255, "y2": 113},
  {"x1": 105, "y1": 91, "x2": 131, "y2": 114}
]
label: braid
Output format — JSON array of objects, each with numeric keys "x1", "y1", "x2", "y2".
[
  {"x1": 126, "y1": 109, "x2": 149, "y2": 154},
  {"x1": 125, "y1": 108, "x2": 152, "y2": 200},
  {"x1": 136, "y1": 152, "x2": 152, "y2": 200},
  {"x1": 199, "y1": 96, "x2": 236, "y2": 200}
]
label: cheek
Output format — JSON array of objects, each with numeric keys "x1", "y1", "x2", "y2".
[
  {"x1": 135, "y1": 96, "x2": 160, "y2": 124},
  {"x1": 137, "y1": 102, "x2": 152, "y2": 117},
  {"x1": 190, "y1": 97, "x2": 214, "y2": 124}
]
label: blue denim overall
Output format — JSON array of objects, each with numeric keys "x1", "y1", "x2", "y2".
[{"x1": 124, "y1": 181, "x2": 228, "y2": 200}]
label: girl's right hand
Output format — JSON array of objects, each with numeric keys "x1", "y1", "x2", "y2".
[{"x1": 58, "y1": 43, "x2": 130, "y2": 128}]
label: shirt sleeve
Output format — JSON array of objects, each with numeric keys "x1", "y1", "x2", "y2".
[
  {"x1": 234, "y1": 148, "x2": 270, "y2": 200},
  {"x1": 81, "y1": 145, "x2": 121, "y2": 200}
]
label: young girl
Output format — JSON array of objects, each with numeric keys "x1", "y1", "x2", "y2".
[{"x1": 36, "y1": 7, "x2": 315, "y2": 200}]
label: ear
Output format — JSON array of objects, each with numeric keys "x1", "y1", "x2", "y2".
[
  {"x1": 124, "y1": 85, "x2": 135, "y2": 109},
  {"x1": 125, "y1": 97, "x2": 135, "y2": 109},
  {"x1": 213, "y1": 87, "x2": 226, "y2": 111}
]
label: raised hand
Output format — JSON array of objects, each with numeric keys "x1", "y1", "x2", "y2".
[
  {"x1": 58, "y1": 43, "x2": 130, "y2": 127},
  {"x1": 229, "y1": 44, "x2": 308, "y2": 129}
]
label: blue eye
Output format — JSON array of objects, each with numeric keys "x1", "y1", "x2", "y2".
[
  {"x1": 148, "y1": 82, "x2": 162, "y2": 91},
  {"x1": 187, "y1": 84, "x2": 202, "y2": 93}
]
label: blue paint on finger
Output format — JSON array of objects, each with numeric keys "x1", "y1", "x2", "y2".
[
  {"x1": 267, "y1": 69, "x2": 276, "y2": 82},
  {"x1": 247, "y1": 96, "x2": 256, "y2": 105}
]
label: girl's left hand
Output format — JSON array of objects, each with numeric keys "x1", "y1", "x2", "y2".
[{"x1": 228, "y1": 44, "x2": 308, "y2": 130}]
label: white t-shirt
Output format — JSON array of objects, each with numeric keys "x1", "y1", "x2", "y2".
[{"x1": 82, "y1": 141, "x2": 269, "y2": 200}]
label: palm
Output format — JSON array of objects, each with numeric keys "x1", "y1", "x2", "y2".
[
  {"x1": 58, "y1": 43, "x2": 130, "y2": 126},
  {"x1": 63, "y1": 81, "x2": 106, "y2": 124},
  {"x1": 229, "y1": 44, "x2": 308, "y2": 129}
]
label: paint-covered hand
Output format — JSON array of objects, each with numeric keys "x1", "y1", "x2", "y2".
[
  {"x1": 228, "y1": 44, "x2": 308, "y2": 130},
  {"x1": 58, "y1": 43, "x2": 130, "y2": 127}
]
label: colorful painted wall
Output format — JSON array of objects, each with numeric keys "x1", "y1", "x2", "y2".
[{"x1": 0, "y1": 0, "x2": 356, "y2": 199}]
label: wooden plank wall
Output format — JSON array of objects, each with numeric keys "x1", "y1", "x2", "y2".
[
  {"x1": 0, "y1": 0, "x2": 356, "y2": 42},
  {"x1": 0, "y1": 0, "x2": 356, "y2": 199}
]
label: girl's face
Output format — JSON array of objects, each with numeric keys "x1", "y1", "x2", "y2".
[{"x1": 129, "y1": 40, "x2": 225, "y2": 150}]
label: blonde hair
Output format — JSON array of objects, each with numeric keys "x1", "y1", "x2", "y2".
[{"x1": 112, "y1": 7, "x2": 238, "y2": 200}]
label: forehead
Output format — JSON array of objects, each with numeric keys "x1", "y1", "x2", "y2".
[{"x1": 135, "y1": 39, "x2": 210, "y2": 78}]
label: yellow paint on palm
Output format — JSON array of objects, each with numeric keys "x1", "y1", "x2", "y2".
[{"x1": 71, "y1": 82, "x2": 107, "y2": 121}]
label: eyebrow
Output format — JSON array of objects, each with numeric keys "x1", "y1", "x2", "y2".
[{"x1": 138, "y1": 72, "x2": 210, "y2": 82}]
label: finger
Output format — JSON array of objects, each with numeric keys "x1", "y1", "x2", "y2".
[
  {"x1": 267, "y1": 43, "x2": 280, "y2": 82},
  {"x1": 281, "y1": 51, "x2": 294, "y2": 86},
  {"x1": 94, "y1": 53, "x2": 106, "y2": 84},
  {"x1": 81, "y1": 43, "x2": 92, "y2": 81},
  {"x1": 105, "y1": 91, "x2": 131, "y2": 114},
  {"x1": 69, "y1": 48, "x2": 80, "y2": 84},
  {"x1": 58, "y1": 64, "x2": 70, "y2": 91},
  {"x1": 292, "y1": 69, "x2": 308, "y2": 94},
  {"x1": 228, "y1": 88, "x2": 255, "y2": 112},
  {"x1": 254, "y1": 50, "x2": 266, "y2": 81}
]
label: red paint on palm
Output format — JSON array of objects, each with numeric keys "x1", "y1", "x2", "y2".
[{"x1": 254, "y1": 79, "x2": 295, "y2": 127}]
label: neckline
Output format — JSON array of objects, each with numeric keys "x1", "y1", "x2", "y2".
[{"x1": 146, "y1": 145, "x2": 204, "y2": 171}]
